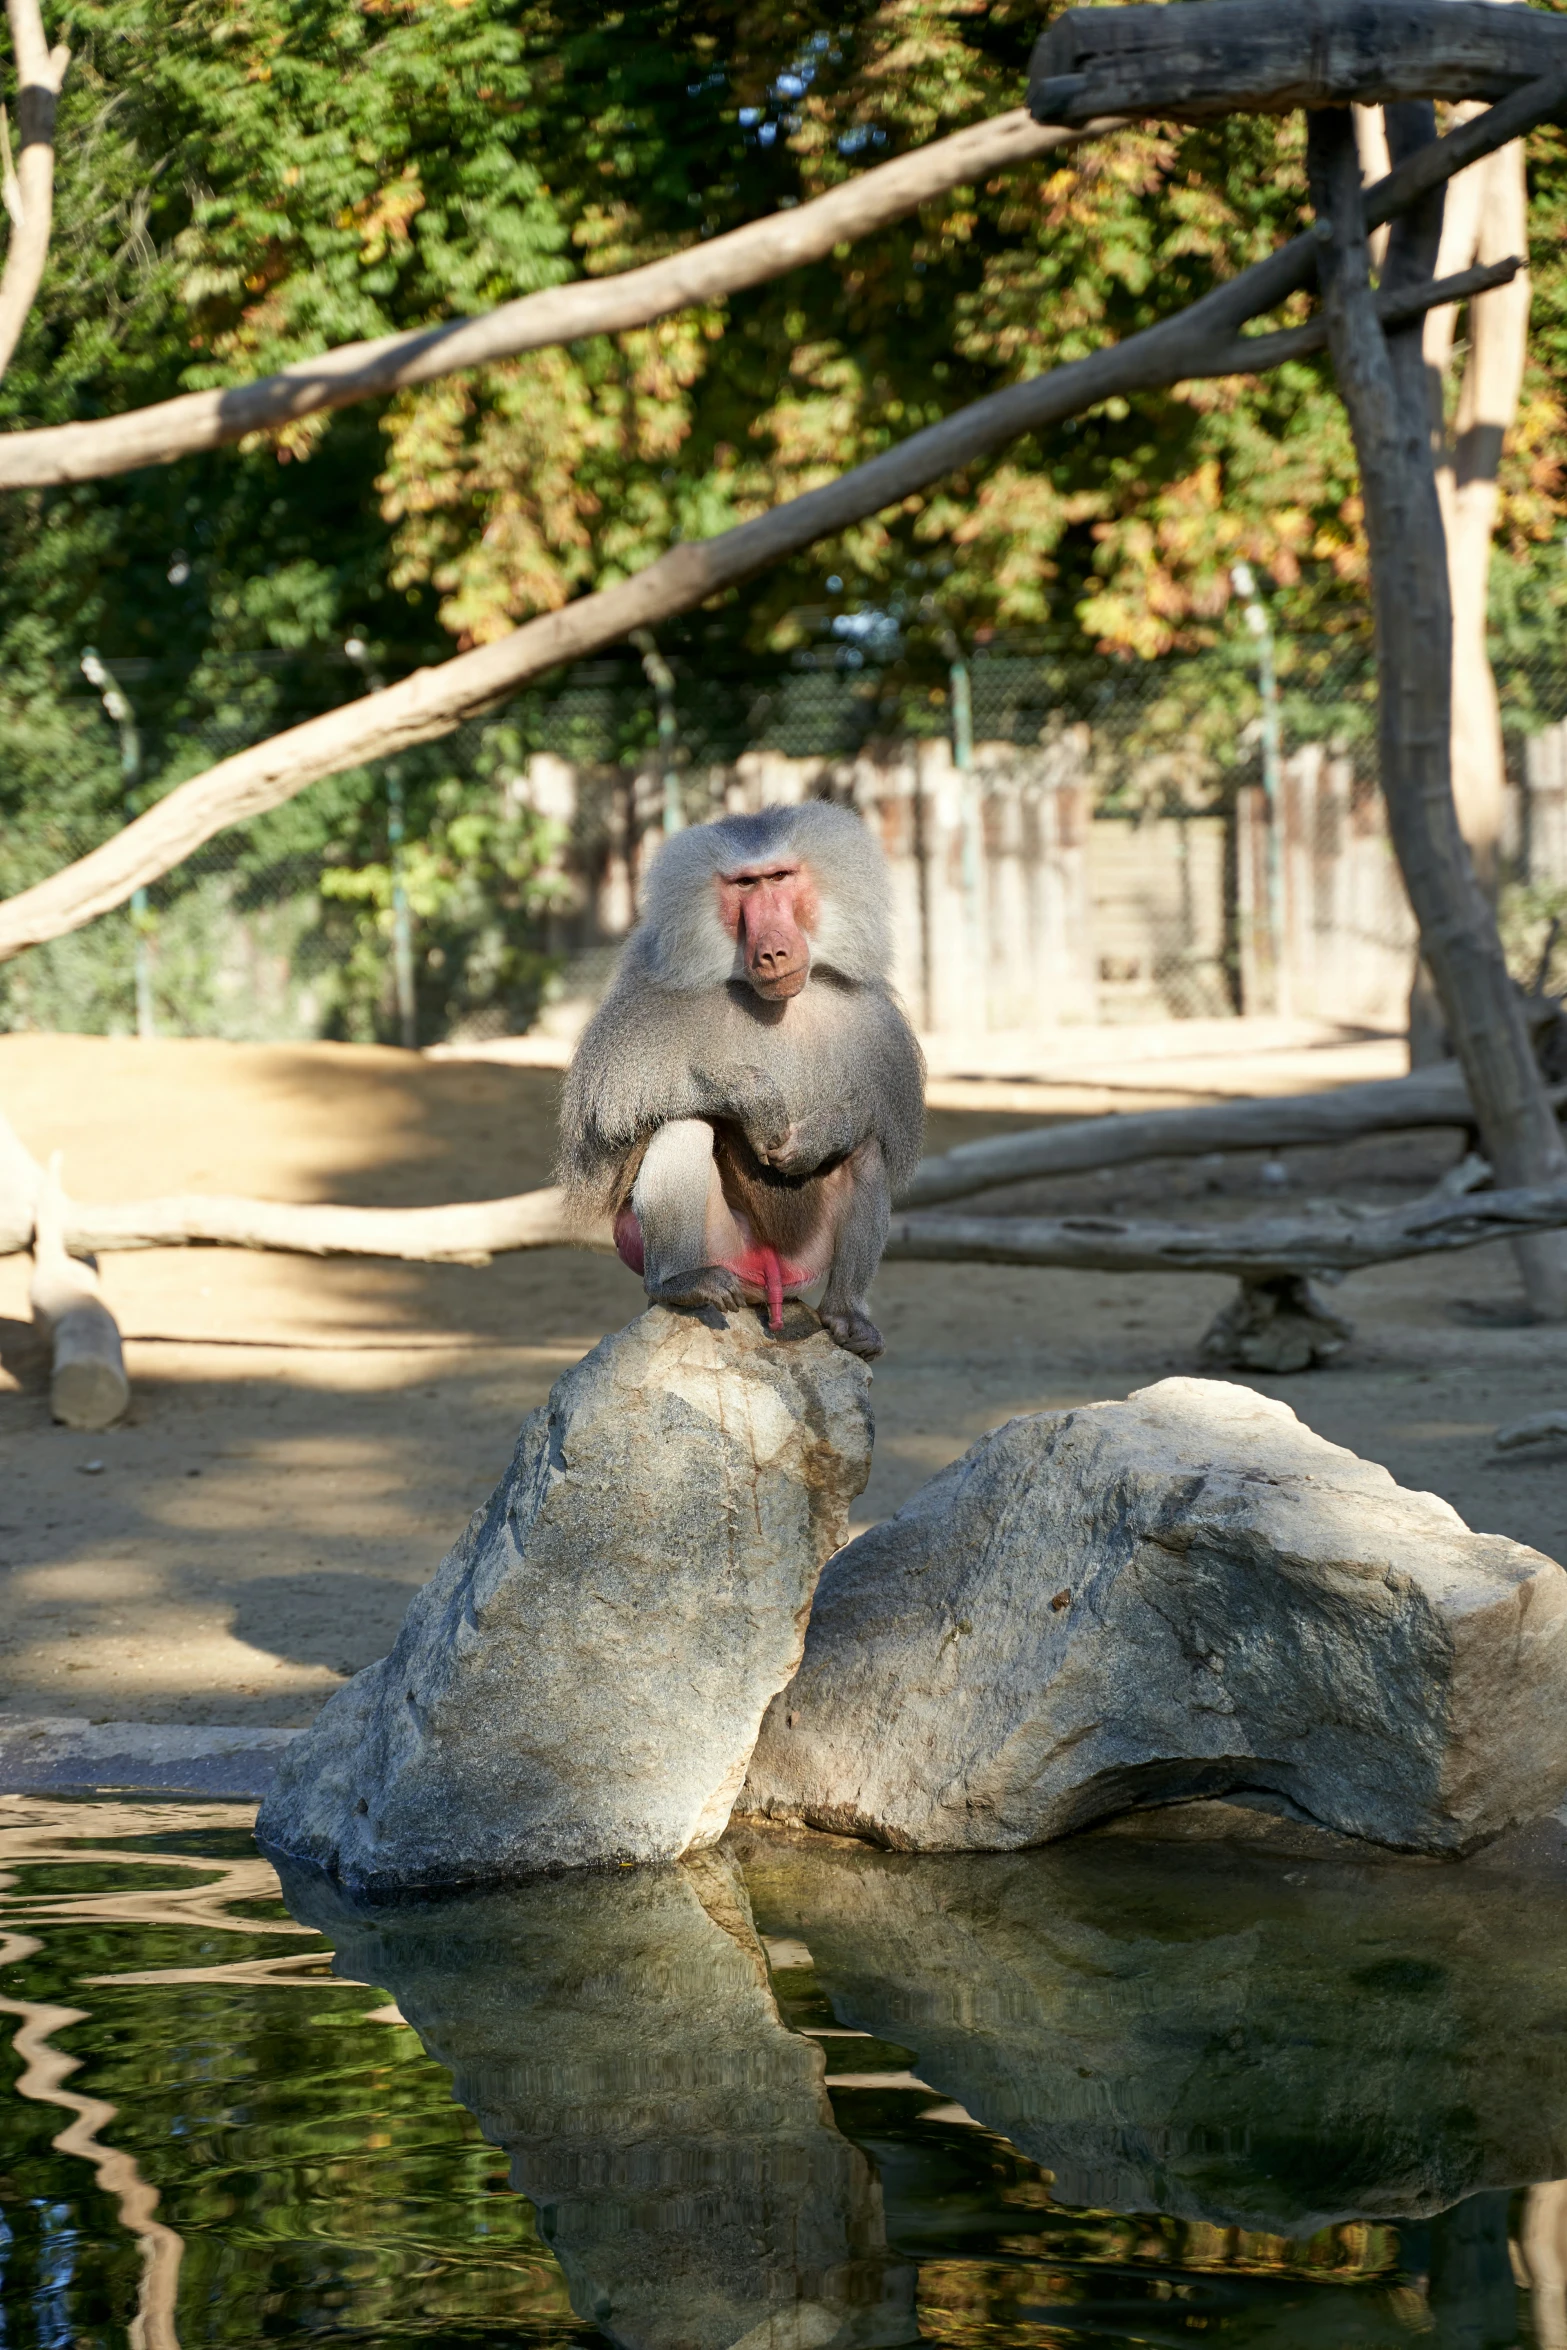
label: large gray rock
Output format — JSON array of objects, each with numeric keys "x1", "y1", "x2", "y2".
[
  {"x1": 741, "y1": 1376, "x2": 1567, "y2": 1855},
  {"x1": 258, "y1": 1303, "x2": 871, "y2": 1890}
]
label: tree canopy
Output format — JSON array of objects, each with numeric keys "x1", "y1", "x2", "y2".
[
  {"x1": 4, "y1": 0, "x2": 1567, "y2": 1039},
  {"x1": 7, "y1": 0, "x2": 1564, "y2": 684}
]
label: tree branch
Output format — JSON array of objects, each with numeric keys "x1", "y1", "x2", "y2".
[
  {"x1": 898, "y1": 1063, "x2": 1562, "y2": 1208},
  {"x1": 11, "y1": 1182, "x2": 611, "y2": 1264},
  {"x1": 0, "y1": 0, "x2": 67, "y2": 382},
  {"x1": 0, "y1": 107, "x2": 1122, "y2": 490},
  {"x1": 1214, "y1": 251, "x2": 1520, "y2": 373},
  {"x1": 885, "y1": 1181, "x2": 1567, "y2": 1280},
  {"x1": 39, "y1": 1163, "x2": 1562, "y2": 1282},
  {"x1": 0, "y1": 76, "x2": 1554, "y2": 966}
]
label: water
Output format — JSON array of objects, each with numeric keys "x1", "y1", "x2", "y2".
[{"x1": 2, "y1": 1795, "x2": 1566, "y2": 2350}]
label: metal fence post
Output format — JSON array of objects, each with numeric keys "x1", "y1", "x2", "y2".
[
  {"x1": 632, "y1": 630, "x2": 683, "y2": 835},
  {"x1": 1231, "y1": 566, "x2": 1289, "y2": 1015},
  {"x1": 386, "y1": 760, "x2": 417, "y2": 1051},
  {"x1": 346, "y1": 636, "x2": 418, "y2": 1049},
  {"x1": 81, "y1": 648, "x2": 154, "y2": 1039}
]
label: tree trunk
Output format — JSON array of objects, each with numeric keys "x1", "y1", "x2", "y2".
[
  {"x1": 1306, "y1": 103, "x2": 1567, "y2": 1315},
  {"x1": 1423, "y1": 105, "x2": 1531, "y2": 888}
]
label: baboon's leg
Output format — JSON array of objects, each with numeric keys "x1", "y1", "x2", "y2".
[
  {"x1": 819, "y1": 1138, "x2": 890, "y2": 1359},
  {"x1": 633, "y1": 1120, "x2": 746, "y2": 1310}
]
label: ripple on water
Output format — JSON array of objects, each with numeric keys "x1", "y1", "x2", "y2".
[{"x1": 1, "y1": 1793, "x2": 1565, "y2": 2350}]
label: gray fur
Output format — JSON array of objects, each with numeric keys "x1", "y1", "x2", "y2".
[{"x1": 559, "y1": 805, "x2": 924, "y2": 1349}]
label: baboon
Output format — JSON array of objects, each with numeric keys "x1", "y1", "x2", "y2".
[{"x1": 559, "y1": 802, "x2": 924, "y2": 1358}]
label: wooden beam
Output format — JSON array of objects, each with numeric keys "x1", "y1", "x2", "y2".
[
  {"x1": 35, "y1": 1183, "x2": 612, "y2": 1265},
  {"x1": 29, "y1": 1156, "x2": 127, "y2": 1430},
  {"x1": 0, "y1": 110, "x2": 1124, "y2": 491},
  {"x1": 898, "y1": 1064, "x2": 1521, "y2": 1207},
  {"x1": 0, "y1": 85, "x2": 1543, "y2": 969},
  {"x1": 885, "y1": 1179, "x2": 1567, "y2": 1279},
  {"x1": 1031, "y1": 0, "x2": 1567, "y2": 126}
]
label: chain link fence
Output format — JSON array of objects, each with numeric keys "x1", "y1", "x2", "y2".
[{"x1": 6, "y1": 637, "x2": 1567, "y2": 1042}]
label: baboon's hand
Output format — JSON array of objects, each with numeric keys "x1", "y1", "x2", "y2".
[
  {"x1": 649, "y1": 1264, "x2": 746, "y2": 1312},
  {"x1": 753, "y1": 1120, "x2": 817, "y2": 1176}
]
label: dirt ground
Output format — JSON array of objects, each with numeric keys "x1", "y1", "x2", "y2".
[{"x1": 2, "y1": 1027, "x2": 1566, "y2": 1730}]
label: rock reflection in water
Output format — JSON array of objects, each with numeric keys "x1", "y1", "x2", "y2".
[
  {"x1": 735, "y1": 1825, "x2": 1567, "y2": 2240},
  {"x1": 280, "y1": 1848, "x2": 915, "y2": 2350}
]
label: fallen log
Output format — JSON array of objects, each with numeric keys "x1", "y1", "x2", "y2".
[
  {"x1": 1031, "y1": 0, "x2": 1567, "y2": 125},
  {"x1": 35, "y1": 1166, "x2": 1562, "y2": 1284},
  {"x1": 30, "y1": 1155, "x2": 128, "y2": 1430},
  {"x1": 41, "y1": 1183, "x2": 611, "y2": 1265},
  {"x1": 898, "y1": 1063, "x2": 1542, "y2": 1208},
  {"x1": 884, "y1": 1180, "x2": 1567, "y2": 1280}
]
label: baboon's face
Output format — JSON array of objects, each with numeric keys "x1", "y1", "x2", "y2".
[{"x1": 716, "y1": 858, "x2": 819, "y2": 1000}]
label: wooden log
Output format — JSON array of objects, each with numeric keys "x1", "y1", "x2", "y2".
[
  {"x1": 49, "y1": 1183, "x2": 611, "y2": 1265},
  {"x1": 30, "y1": 1156, "x2": 128, "y2": 1430},
  {"x1": 884, "y1": 1178, "x2": 1567, "y2": 1279},
  {"x1": 11, "y1": 1065, "x2": 1537, "y2": 1260},
  {"x1": 904, "y1": 1063, "x2": 1567, "y2": 1208},
  {"x1": 0, "y1": 81, "x2": 1550, "y2": 968},
  {"x1": 0, "y1": 109, "x2": 1123, "y2": 491},
  {"x1": 1308, "y1": 103, "x2": 1567, "y2": 1315},
  {"x1": 1030, "y1": 0, "x2": 1567, "y2": 126},
  {"x1": 900, "y1": 1064, "x2": 1502, "y2": 1207}
]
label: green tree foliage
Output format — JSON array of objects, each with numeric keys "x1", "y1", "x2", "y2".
[
  {"x1": 16, "y1": 0, "x2": 1567, "y2": 671},
  {"x1": 3, "y1": 0, "x2": 1567, "y2": 1032}
]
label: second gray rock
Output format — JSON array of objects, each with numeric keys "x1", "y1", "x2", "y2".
[{"x1": 741, "y1": 1376, "x2": 1567, "y2": 1856}]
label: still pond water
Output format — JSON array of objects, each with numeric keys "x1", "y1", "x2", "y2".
[{"x1": 0, "y1": 1793, "x2": 1563, "y2": 2350}]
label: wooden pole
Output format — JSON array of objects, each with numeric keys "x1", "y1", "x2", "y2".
[
  {"x1": 1306, "y1": 103, "x2": 1567, "y2": 1316},
  {"x1": 29, "y1": 1155, "x2": 128, "y2": 1430}
]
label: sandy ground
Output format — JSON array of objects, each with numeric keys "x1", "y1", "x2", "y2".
[{"x1": 2, "y1": 1026, "x2": 1566, "y2": 1729}]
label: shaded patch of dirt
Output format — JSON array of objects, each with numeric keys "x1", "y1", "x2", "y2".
[{"x1": 3, "y1": 1031, "x2": 1563, "y2": 1727}]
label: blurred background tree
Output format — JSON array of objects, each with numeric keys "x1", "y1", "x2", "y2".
[{"x1": 3, "y1": 0, "x2": 1566, "y2": 1037}]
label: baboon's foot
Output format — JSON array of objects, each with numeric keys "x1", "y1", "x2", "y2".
[
  {"x1": 820, "y1": 1306, "x2": 884, "y2": 1360},
  {"x1": 649, "y1": 1265, "x2": 747, "y2": 1312}
]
